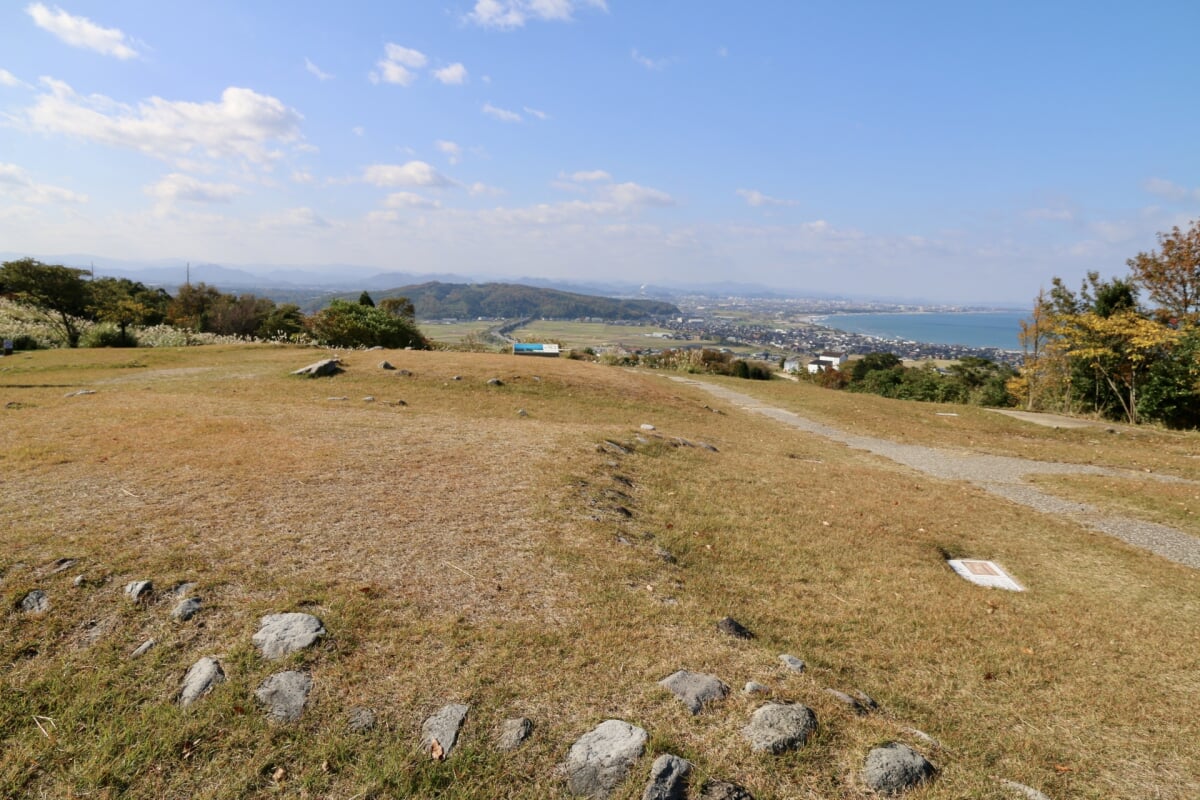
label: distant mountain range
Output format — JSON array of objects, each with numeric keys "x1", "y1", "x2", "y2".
[{"x1": 347, "y1": 282, "x2": 681, "y2": 321}]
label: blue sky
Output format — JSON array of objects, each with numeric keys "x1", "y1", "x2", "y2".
[{"x1": 1, "y1": 1, "x2": 1198, "y2": 303}]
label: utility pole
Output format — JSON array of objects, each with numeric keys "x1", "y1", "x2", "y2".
[{"x1": 186, "y1": 262, "x2": 190, "y2": 287}]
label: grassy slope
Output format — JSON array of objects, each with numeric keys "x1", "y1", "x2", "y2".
[{"x1": 0, "y1": 347, "x2": 1197, "y2": 799}]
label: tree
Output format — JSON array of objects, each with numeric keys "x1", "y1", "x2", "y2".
[
  {"x1": 358, "y1": 291, "x2": 375, "y2": 307},
  {"x1": 379, "y1": 296, "x2": 415, "y2": 319},
  {"x1": 850, "y1": 352, "x2": 902, "y2": 382},
  {"x1": 257, "y1": 303, "x2": 306, "y2": 339},
  {"x1": 0, "y1": 258, "x2": 91, "y2": 347},
  {"x1": 89, "y1": 277, "x2": 169, "y2": 345},
  {"x1": 309, "y1": 299, "x2": 427, "y2": 349},
  {"x1": 1128, "y1": 219, "x2": 1200, "y2": 323},
  {"x1": 167, "y1": 282, "x2": 223, "y2": 331}
]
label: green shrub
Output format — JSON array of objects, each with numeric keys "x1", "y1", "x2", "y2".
[
  {"x1": 309, "y1": 299, "x2": 428, "y2": 349},
  {"x1": 81, "y1": 323, "x2": 138, "y2": 348}
]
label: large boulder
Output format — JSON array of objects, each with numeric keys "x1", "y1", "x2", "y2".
[
  {"x1": 658, "y1": 670, "x2": 729, "y2": 714},
  {"x1": 862, "y1": 742, "x2": 936, "y2": 795},
  {"x1": 292, "y1": 358, "x2": 343, "y2": 378},
  {"x1": 564, "y1": 719, "x2": 648, "y2": 797},
  {"x1": 642, "y1": 754, "x2": 691, "y2": 800},
  {"x1": 252, "y1": 613, "x2": 326, "y2": 659},
  {"x1": 742, "y1": 703, "x2": 818, "y2": 754},
  {"x1": 255, "y1": 671, "x2": 312, "y2": 722}
]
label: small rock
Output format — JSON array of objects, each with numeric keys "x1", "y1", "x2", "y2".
[
  {"x1": 700, "y1": 780, "x2": 755, "y2": 800},
  {"x1": 825, "y1": 688, "x2": 869, "y2": 715},
  {"x1": 659, "y1": 670, "x2": 730, "y2": 714},
  {"x1": 717, "y1": 616, "x2": 753, "y2": 640},
  {"x1": 19, "y1": 589, "x2": 49, "y2": 613},
  {"x1": 642, "y1": 753, "x2": 691, "y2": 800},
  {"x1": 452, "y1": 375, "x2": 462, "y2": 381},
  {"x1": 640, "y1": 424, "x2": 656, "y2": 431},
  {"x1": 367, "y1": 345, "x2": 383, "y2": 351},
  {"x1": 398, "y1": 369, "x2": 413, "y2": 377},
  {"x1": 853, "y1": 690, "x2": 879, "y2": 711},
  {"x1": 901, "y1": 727, "x2": 941, "y2": 748},
  {"x1": 73, "y1": 574, "x2": 85, "y2": 587},
  {"x1": 779, "y1": 654, "x2": 805, "y2": 673},
  {"x1": 171, "y1": 597, "x2": 201, "y2": 621},
  {"x1": 130, "y1": 638, "x2": 156, "y2": 658},
  {"x1": 63, "y1": 389, "x2": 96, "y2": 398},
  {"x1": 613, "y1": 505, "x2": 633, "y2": 518},
  {"x1": 379, "y1": 360, "x2": 396, "y2": 370},
  {"x1": 421, "y1": 703, "x2": 469, "y2": 759},
  {"x1": 362, "y1": 396, "x2": 375, "y2": 402},
  {"x1": 124, "y1": 580, "x2": 152, "y2": 602},
  {"x1": 517, "y1": 408, "x2": 528, "y2": 417},
  {"x1": 179, "y1": 657, "x2": 224, "y2": 706},
  {"x1": 47, "y1": 558, "x2": 76, "y2": 575},
  {"x1": 565, "y1": 719, "x2": 647, "y2": 798},
  {"x1": 654, "y1": 547, "x2": 676, "y2": 564},
  {"x1": 292, "y1": 358, "x2": 343, "y2": 378},
  {"x1": 252, "y1": 612, "x2": 326, "y2": 659},
  {"x1": 601, "y1": 439, "x2": 630, "y2": 455},
  {"x1": 487, "y1": 378, "x2": 504, "y2": 386},
  {"x1": 347, "y1": 707, "x2": 377, "y2": 733},
  {"x1": 496, "y1": 717, "x2": 533, "y2": 751},
  {"x1": 998, "y1": 778, "x2": 1052, "y2": 800},
  {"x1": 255, "y1": 671, "x2": 313, "y2": 722},
  {"x1": 167, "y1": 581, "x2": 198, "y2": 598},
  {"x1": 742, "y1": 703, "x2": 818, "y2": 754},
  {"x1": 862, "y1": 742, "x2": 936, "y2": 795},
  {"x1": 327, "y1": 396, "x2": 348, "y2": 401},
  {"x1": 698, "y1": 442, "x2": 719, "y2": 452},
  {"x1": 743, "y1": 682, "x2": 770, "y2": 695}
]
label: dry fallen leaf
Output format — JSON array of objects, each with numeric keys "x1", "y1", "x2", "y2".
[
  {"x1": 272, "y1": 766, "x2": 286, "y2": 782},
  {"x1": 1021, "y1": 647, "x2": 1035, "y2": 655},
  {"x1": 430, "y1": 738, "x2": 445, "y2": 761}
]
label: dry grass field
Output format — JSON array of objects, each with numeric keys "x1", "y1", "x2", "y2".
[{"x1": 1, "y1": 346, "x2": 1198, "y2": 799}]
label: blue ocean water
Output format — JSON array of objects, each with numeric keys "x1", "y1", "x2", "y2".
[{"x1": 818, "y1": 311, "x2": 1026, "y2": 350}]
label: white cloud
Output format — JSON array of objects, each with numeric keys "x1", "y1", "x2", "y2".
[
  {"x1": 433, "y1": 63, "x2": 468, "y2": 85},
  {"x1": 606, "y1": 181, "x2": 674, "y2": 208},
  {"x1": 565, "y1": 169, "x2": 611, "y2": 182},
  {"x1": 352, "y1": 126, "x2": 365, "y2": 137},
  {"x1": 0, "y1": 68, "x2": 32, "y2": 89},
  {"x1": 144, "y1": 173, "x2": 242, "y2": 210},
  {"x1": 466, "y1": 0, "x2": 607, "y2": 29},
  {"x1": 1143, "y1": 177, "x2": 1200, "y2": 202},
  {"x1": 469, "y1": 181, "x2": 505, "y2": 197},
  {"x1": 435, "y1": 140, "x2": 461, "y2": 164},
  {"x1": 523, "y1": 105, "x2": 549, "y2": 120},
  {"x1": 0, "y1": 161, "x2": 87, "y2": 204},
  {"x1": 259, "y1": 207, "x2": 329, "y2": 230},
  {"x1": 384, "y1": 191, "x2": 441, "y2": 210},
  {"x1": 631, "y1": 49, "x2": 668, "y2": 70},
  {"x1": 23, "y1": 78, "x2": 304, "y2": 168},
  {"x1": 363, "y1": 161, "x2": 450, "y2": 187},
  {"x1": 482, "y1": 102, "x2": 522, "y2": 123},
  {"x1": 304, "y1": 57, "x2": 333, "y2": 81},
  {"x1": 370, "y1": 44, "x2": 428, "y2": 86},
  {"x1": 737, "y1": 188, "x2": 798, "y2": 208},
  {"x1": 291, "y1": 170, "x2": 314, "y2": 184},
  {"x1": 26, "y1": 3, "x2": 138, "y2": 60}
]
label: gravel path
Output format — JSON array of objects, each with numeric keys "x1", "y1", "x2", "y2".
[{"x1": 672, "y1": 377, "x2": 1200, "y2": 570}]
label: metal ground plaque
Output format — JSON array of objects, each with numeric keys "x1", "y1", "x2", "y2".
[{"x1": 947, "y1": 559, "x2": 1024, "y2": 591}]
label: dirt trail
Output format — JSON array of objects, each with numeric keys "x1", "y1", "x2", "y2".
[{"x1": 671, "y1": 377, "x2": 1200, "y2": 570}]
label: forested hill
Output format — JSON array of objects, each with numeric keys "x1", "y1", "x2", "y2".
[{"x1": 362, "y1": 282, "x2": 680, "y2": 320}]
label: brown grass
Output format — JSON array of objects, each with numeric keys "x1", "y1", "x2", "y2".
[{"x1": 1, "y1": 346, "x2": 1198, "y2": 799}]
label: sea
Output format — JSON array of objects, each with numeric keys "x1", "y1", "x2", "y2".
[{"x1": 815, "y1": 311, "x2": 1026, "y2": 351}]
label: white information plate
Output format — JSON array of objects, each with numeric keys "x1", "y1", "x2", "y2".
[{"x1": 948, "y1": 559, "x2": 1025, "y2": 592}]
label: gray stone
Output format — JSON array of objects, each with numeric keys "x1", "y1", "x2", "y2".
[
  {"x1": 642, "y1": 754, "x2": 691, "y2": 800},
  {"x1": 130, "y1": 638, "x2": 156, "y2": 658},
  {"x1": 640, "y1": 424, "x2": 656, "y2": 431},
  {"x1": 252, "y1": 612, "x2": 326, "y2": 659},
  {"x1": 292, "y1": 358, "x2": 343, "y2": 378},
  {"x1": 362, "y1": 396, "x2": 375, "y2": 402},
  {"x1": 717, "y1": 616, "x2": 753, "y2": 639},
  {"x1": 601, "y1": 439, "x2": 630, "y2": 455},
  {"x1": 862, "y1": 742, "x2": 936, "y2": 795},
  {"x1": 659, "y1": 670, "x2": 729, "y2": 714},
  {"x1": 171, "y1": 597, "x2": 201, "y2": 621},
  {"x1": 179, "y1": 657, "x2": 224, "y2": 706},
  {"x1": 47, "y1": 558, "x2": 76, "y2": 575},
  {"x1": 398, "y1": 369, "x2": 413, "y2": 377},
  {"x1": 900, "y1": 727, "x2": 940, "y2": 748},
  {"x1": 19, "y1": 589, "x2": 49, "y2": 613},
  {"x1": 347, "y1": 707, "x2": 376, "y2": 733},
  {"x1": 327, "y1": 396, "x2": 348, "y2": 401},
  {"x1": 517, "y1": 408, "x2": 528, "y2": 417},
  {"x1": 421, "y1": 703, "x2": 469, "y2": 759},
  {"x1": 564, "y1": 719, "x2": 647, "y2": 798},
  {"x1": 998, "y1": 779, "x2": 1052, "y2": 800},
  {"x1": 73, "y1": 574, "x2": 85, "y2": 587},
  {"x1": 496, "y1": 717, "x2": 533, "y2": 751},
  {"x1": 255, "y1": 671, "x2": 312, "y2": 722},
  {"x1": 779, "y1": 654, "x2": 805, "y2": 673},
  {"x1": 698, "y1": 442, "x2": 719, "y2": 452},
  {"x1": 700, "y1": 780, "x2": 755, "y2": 800},
  {"x1": 654, "y1": 547, "x2": 676, "y2": 564},
  {"x1": 63, "y1": 389, "x2": 96, "y2": 398},
  {"x1": 853, "y1": 690, "x2": 879, "y2": 711},
  {"x1": 825, "y1": 688, "x2": 869, "y2": 715},
  {"x1": 742, "y1": 703, "x2": 818, "y2": 754},
  {"x1": 743, "y1": 681, "x2": 770, "y2": 695},
  {"x1": 379, "y1": 360, "x2": 396, "y2": 370},
  {"x1": 168, "y1": 581, "x2": 198, "y2": 598},
  {"x1": 124, "y1": 580, "x2": 152, "y2": 602},
  {"x1": 452, "y1": 375, "x2": 462, "y2": 381},
  {"x1": 487, "y1": 377, "x2": 504, "y2": 386}
]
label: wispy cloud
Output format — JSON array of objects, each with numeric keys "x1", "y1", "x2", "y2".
[
  {"x1": 564, "y1": 169, "x2": 611, "y2": 182},
  {"x1": 304, "y1": 57, "x2": 333, "y2": 81},
  {"x1": 523, "y1": 105, "x2": 549, "y2": 120},
  {"x1": 0, "y1": 68, "x2": 32, "y2": 89},
  {"x1": 466, "y1": 0, "x2": 608, "y2": 30},
  {"x1": 737, "y1": 188, "x2": 798, "y2": 208},
  {"x1": 370, "y1": 43, "x2": 427, "y2": 86},
  {"x1": 0, "y1": 161, "x2": 87, "y2": 204},
  {"x1": 482, "y1": 102, "x2": 522, "y2": 123},
  {"x1": 433, "y1": 63, "x2": 468, "y2": 85},
  {"x1": 144, "y1": 172, "x2": 242, "y2": 211},
  {"x1": 631, "y1": 48, "x2": 669, "y2": 70},
  {"x1": 363, "y1": 161, "x2": 450, "y2": 187},
  {"x1": 384, "y1": 191, "x2": 441, "y2": 210},
  {"x1": 22, "y1": 78, "x2": 304, "y2": 168},
  {"x1": 26, "y1": 3, "x2": 139, "y2": 60},
  {"x1": 435, "y1": 140, "x2": 461, "y2": 164},
  {"x1": 1143, "y1": 177, "x2": 1200, "y2": 202},
  {"x1": 259, "y1": 207, "x2": 329, "y2": 230}
]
